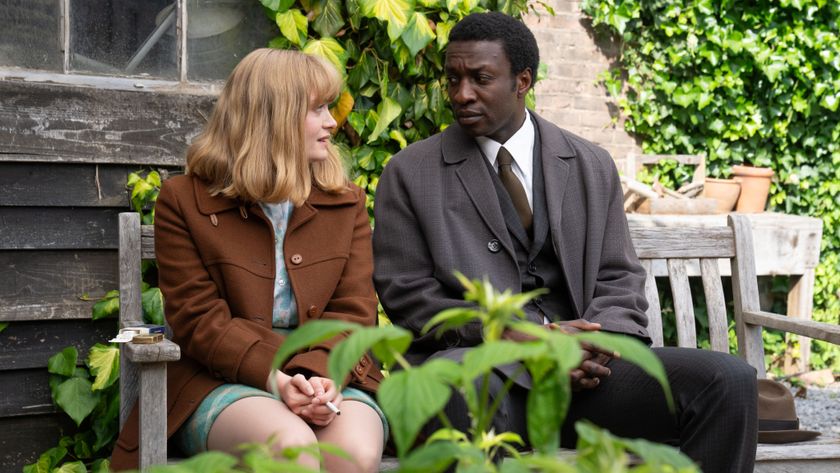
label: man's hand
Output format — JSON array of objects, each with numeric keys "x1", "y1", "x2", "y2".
[{"x1": 547, "y1": 320, "x2": 617, "y2": 391}]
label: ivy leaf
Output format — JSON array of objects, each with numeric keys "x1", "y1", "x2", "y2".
[
  {"x1": 0, "y1": 322, "x2": 7, "y2": 333},
  {"x1": 55, "y1": 377, "x2": 100, "y2": 426},
  {"x1": 276, "y1": 9, "x2": 308, "y2": 46},
  {"x1": 436, "y1": 20, "x2": 453, "y2": 51},
  {"x1": 389, "y1": 129, "x2": 408, "y2": 149},
  {"x1": 89, "y1": 459, "x2": 111, "y2": 473},
  {"x1": 48, "y1": 346, "x2": 78, "y2": 377},
  {"x1": 360, "y1": 0, "x2": 415, "y2": 41},
  {"x1": 377, "y1": 359, "x2": 458, "y2": 456},
  {"x1": 819, "y1": 93, "x2": 839, "y2": 112},
  {"x1": 401, "y1": 12, "x2": 436, "y2": 57},
  {"x1": 141, "y1": 286, "x2": 164, "y2": 325},
  {"x1": 330, "y1": 91, "x2": 355, "y2": 130},
  {"x1": 92, "y1": 290, "x2": 119, "y2": 321},
  {"x1": 312, "y1": 0, "x2": 345, "y2": 37},
  {"x1": 367, "y1": 97, "x2": 403, "y2": 143},
  {"x1": 303, "y1": 37, "x2": 348, "y2": 71},
  {"x1": 260, "y1": 0, "x2": 295, "y2": 12},
  {"x1": 23, "y1": 446, "x2": 68, "y2": 473},
  {"x1": 92, "y1": 391, "x2": 120, "y2": 452},
  {"x1": 328, "y1": 325, "x2": 411, "y2": 384},
  {"x1": 87, "y1": 344, "x2": 120, "y2": 391}
]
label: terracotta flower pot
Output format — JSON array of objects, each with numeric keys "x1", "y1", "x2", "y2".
[
  {"x1": 702, "y1": 178, "x2": 741, "y2": 213},
  {"x1": 731, "y1": 165, "x2": 774, "y2": 213}
]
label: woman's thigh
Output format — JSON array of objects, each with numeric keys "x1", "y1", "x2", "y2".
[
  {"x1": 207, "y1": 395, "x2": 316, "y2": 453},
  {"x1": 315, "y1": 400, "x2": 384, "y2": 472}
]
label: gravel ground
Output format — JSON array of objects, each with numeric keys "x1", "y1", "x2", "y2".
[{"x1": 789, "y1": 382, "x2": 840, "y2": 439}]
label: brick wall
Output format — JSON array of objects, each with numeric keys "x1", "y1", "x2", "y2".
[{"x1": 524, "y1": 0, "x2": 641, "y2": 171}]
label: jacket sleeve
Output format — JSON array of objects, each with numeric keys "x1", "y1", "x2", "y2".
[
  {"x1": 155, "y1": 180, "x2": 284, "y2": 390},
  {"x1": 283, "y1": 186, "x2": 381, "y2": 385},
  {"x1": 373, "y1": 158, "x2": 484, "y2": 352},
  {"x1": 581, "y1": 152, "x2": 651, "y2": 344}
]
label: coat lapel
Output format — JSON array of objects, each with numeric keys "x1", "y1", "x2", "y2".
[
  {"x1": 535, "y1": 114, "x2": 583, "y2": 318},
  {"x1": 442, "y1": 124, "x2": 516, "y2": 259}
]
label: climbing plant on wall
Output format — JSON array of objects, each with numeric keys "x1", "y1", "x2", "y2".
[
  {"x1": 259, "y1": 0, "x2": 547, "y2": 215},
  {"x1": 580, "y1": 0, "x2": 840, "y2": 370}
]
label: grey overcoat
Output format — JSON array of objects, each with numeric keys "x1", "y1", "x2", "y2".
[{"x1": 373, "y1": 112, "x2": 649, "y2": 364}]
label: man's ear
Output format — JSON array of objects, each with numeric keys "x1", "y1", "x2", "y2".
[{"x1": 516, "y1": 68, "x2": 533, "y2": 98}]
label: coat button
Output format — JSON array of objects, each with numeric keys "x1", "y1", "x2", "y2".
[
  {"x1": 355, "y1": 365, "x2": 365, "y2": 375},
  {"x1": 290, "y1": 254, "x2": 303, "y2": 264},
  {"x1": 307, "y1": 305, "x2": 318, "y2": 317},
  {"x1": 487, "y1": 239, "x2": 501, "y2": 253},
  {"x1": 360, "y1": 357, "x2": 369, "y2": 367}
]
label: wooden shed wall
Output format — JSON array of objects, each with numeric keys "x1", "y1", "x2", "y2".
[{"x1": 0, "y1": 79, "x2": 215, "y2": 471}]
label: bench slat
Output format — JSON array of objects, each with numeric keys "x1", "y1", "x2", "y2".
[
  {"x1": 744, "y1": 311, "x2": 840, "y2": 345},
  {"x1": 667, "y1": 259, "x2": 697, "y2": 348},
  {"x1": 630, "y1": 226, "x2": 735, "y2": 259},
  {"x1": 700, "y1": 258, "x2": 730, "y2": 353},
  {"x1": 641, "y1": 259, "x2": 664, "y2": 347}
]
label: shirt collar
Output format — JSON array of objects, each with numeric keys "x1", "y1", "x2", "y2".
[{"x1": 476, "y1": 109, "x2": 535, "y2": 176}]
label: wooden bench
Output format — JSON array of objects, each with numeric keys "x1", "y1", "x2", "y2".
[{"x1": 118, "y1": 212, "x2": 840, "y2": 471}]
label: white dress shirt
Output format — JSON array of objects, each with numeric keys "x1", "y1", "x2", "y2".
[{"x1": 476, "y1": 109, "x2": 535, "y2": 210}]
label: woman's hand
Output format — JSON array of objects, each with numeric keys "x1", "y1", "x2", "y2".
[
  {"x1": 299, "y1": 376, "x2": 343, "y2": 427},
  {"x1": 270, "y1": 371, "x2": 318, "y2": 415}
]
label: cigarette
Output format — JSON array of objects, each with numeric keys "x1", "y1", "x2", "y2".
[{"x1": 326, "y1": 401, "x2": 341, "y2": 415}]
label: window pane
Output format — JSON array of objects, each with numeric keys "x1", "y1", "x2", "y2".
[
  {"x1": 70, "y1": 0, "x2": 178, "y2": 79},
  {"x1": 0, "y1": 0, "x2": 63, "y2": 71},
  {"x1": 187, "y1": 0, "x2": 276, "y2": 81}
]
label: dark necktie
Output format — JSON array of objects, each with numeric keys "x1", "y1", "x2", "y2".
[{"x1": 496, "y1": 146, "x2": 532, "y2": 233}]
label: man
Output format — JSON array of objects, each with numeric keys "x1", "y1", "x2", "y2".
[{"x1": 373, "y1": 12, "x2": 757, "y2": 472}]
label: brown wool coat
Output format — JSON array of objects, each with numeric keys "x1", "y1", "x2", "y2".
[{"x1": 111, "y1": 175, "x2": 382, "y2": 470}]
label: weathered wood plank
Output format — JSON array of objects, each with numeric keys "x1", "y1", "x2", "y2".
[
  {"x1": 0, "y1": 249, "x2": 117, "y2": 299},
  {"x1": 630, "y1": 226, "x2": 735, "y2": 259},
  {"x1": 0, "y1": 162, "x2": 176, "y2": 207},
  {"x1": 125, "y1": 340, "x2": 180, "y2": 364},
  {"x1": 729, "y1": 214, "x2": 766, "y2": 377},
  {"x1": 0, "y1": 414, "x2": 76, "y2": 473},
  {"x1": 744, "y1": 311, "x2": 840, "y2": 345},
  {"x1": 0, "y1": 319, "x2": 116, "y2": 370},
  {"x1": 666, "y1": 259, "x2": 697, "y2": 348},
  {"x1": 120, "y1": 213, "x2": 143, "y2": 428},
  {"x1": 0, "y1": 300, "x2": 93, "y2": 322},
  {"x1": 0, "y1": 80, "x2": 214, "y2": 166},
  {"x1": 755, "y1": 438, "x2": 840, "y2": 461},
  {"x1": 142, "y1": 225, "x2": 156, "y2": 259},
  {"x1": 0, "y1": 207, "x2": 120, "y2": 249},
  {"x1": 0, "y1": 368, "x2": 58, "y2": 418},
  {"x1": 640, "y1": 259, "x2": 664, "y2": 347},
  {"x1": 700, "y1": 258, "x2": 730, "y2": 353},
  {"x1": 139, "y1": 363, "x2": 168, "y2": 469}
]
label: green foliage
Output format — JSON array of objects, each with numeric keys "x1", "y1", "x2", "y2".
[
  {"x1": 28, "y1": 345, "x2": 121, "y2": 471},
  {"x1": 580, "y1": 0, "x2": 840, "y2": 370},
  {"x1": 260, "y1": 0, "x2": 543, "y2": 216},
  {"x1": 0, "y1": 322, "x2": 7, "y2": 333},
  {"x1": 274, "y1": 276, "x2": 694, "y2": 472}
]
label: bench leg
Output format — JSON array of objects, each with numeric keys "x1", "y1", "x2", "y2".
[{"x1": 139, "y1": 362, "x2": 167, "y2": 470}]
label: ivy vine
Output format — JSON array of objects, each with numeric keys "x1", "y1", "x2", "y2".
[{"x1": 581, "y1": 0, "x2": 840, "y2": 370}]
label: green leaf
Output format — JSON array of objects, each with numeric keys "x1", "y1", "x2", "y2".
[
  {"x1": 55, "y1": 377, "x2": 100, "y2": 426},
  {"x1": 24, "y1": 446, "x2": 68, "y2": 473},
  {"x1": 366, "y1": 97, "x2": 402, "y2": 143},
  {"x1": 149, "y1": 451, "x2": 239, "y2": 473},
  {"x1": 87, "y1": 344, "x2": 120, "y2": 391},
  {"x1": 261, "y1": 0, "x2": 295, "y2": 12},
  {"x1": 820, "y1": 93, "x2": 839, "y2": 112},
  {"x1": 0, "y1": 322, "x2": 8, "y2": 333},
  {"x1": 389, "y1": 129, "x2": 408, "y2": 149},
  {"x1": 48, "y1": 346, "x2": 78, "y2": 377},
  {"x1": 328, "y1": 325, "x2": 411, "y2": 384},
  {"x1": 378, "y1": 359, "x2": 458, "y2": 456},
  {"x1": 89, "y1": 459, "x2": 111, "y2": 473},
  {"x1": 303, "y1": 37, "x2": 348, "y2": 71},
  {"x1": 92, "y1": 290, "x2": 119, "y2": 320},
  {"x1": 276, "y1": 9, "x2": 308, "y2": 46},
  {"x1": 401, "y1": 12, "x2": 436, "y2": 57},
  {"x1": 92, "y1": 390, "x2": 120, "y2": 452},
  {"x1": 141, "y1": 286, "x2": 164, "y2": 325},
  {"x1": 576, "y1": 331, "x2": 674, "y2": 411},
  {"x1": 621, "y1": 434, "x2": 698, "y2": 469},
  {"x1": 360, "y1": 0, "x2": 415, "y2": 40},
  {"x1": 312, "y1": 0, "x2": 345, "y2": 37},
  {"x1": 461, "y1": 340, "x2": 545, "y2": 382},
  {"x1": 272, "y1": 320, "x2": 361, "y2": 371},
  {"x1": 436, "y1": 20, "x2": 453, "y2": 51},
  {"x1": 396, "y1": 441, "x2": 460, "y2": 473}
]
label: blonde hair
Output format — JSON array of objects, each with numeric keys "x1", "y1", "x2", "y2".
[{"x1": 186, "y1": 48, "x2": 347, "y2": 205}]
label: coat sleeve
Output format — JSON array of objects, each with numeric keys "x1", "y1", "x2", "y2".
[
  {"x1": 373, "y1": 157, "x2": 484, "y2": 352},
  {"x1": 581, "y1": 151, "x2": 650, "y2": 343},
  {"x1": 282, "y1": 186, "x2": 381, "y2": 385},
  {"x1": 155, "y1": 180, "x2": 284, "y2": 390}
]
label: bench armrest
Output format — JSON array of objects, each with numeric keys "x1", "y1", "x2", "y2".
[
  {"x1": 125, "y1": 339, "x2": 181, "y2": 363},
  {"x1": 743, "y1": 310, "x2": 840, "y2": 345}
]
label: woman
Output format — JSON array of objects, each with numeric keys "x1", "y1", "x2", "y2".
[{"x1": 111, "y1": 49, "x2": 385, "y2": 472}]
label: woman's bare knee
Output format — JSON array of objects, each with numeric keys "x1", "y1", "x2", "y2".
[{"x1": 316, "y1": 400, "x2": 384, "y2": 473}]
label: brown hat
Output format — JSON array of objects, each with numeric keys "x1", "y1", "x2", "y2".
[{"x1": 758, "y1": 379, "x2": 820, "y2": 444}]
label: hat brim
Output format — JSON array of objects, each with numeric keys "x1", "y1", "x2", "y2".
[{"x1": 758, "y1": 430, "x2": 821, "y2": 444}]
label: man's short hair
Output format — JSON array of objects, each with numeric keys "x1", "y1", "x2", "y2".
[{"x1": 448, "y1": 12, "x2": 539, "y2": 86}]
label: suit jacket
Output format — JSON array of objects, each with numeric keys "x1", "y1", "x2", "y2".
[
  {"x1": 111, "y1": 175, "x2": 381, "y2": 470},
  {"x1": 372, "y1": 112, "x2": 649, "y2": 363}
]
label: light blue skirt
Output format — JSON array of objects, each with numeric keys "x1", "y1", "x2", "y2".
[{"x1": 173, "y1": 383, "x2": 388, "y2": 456}]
